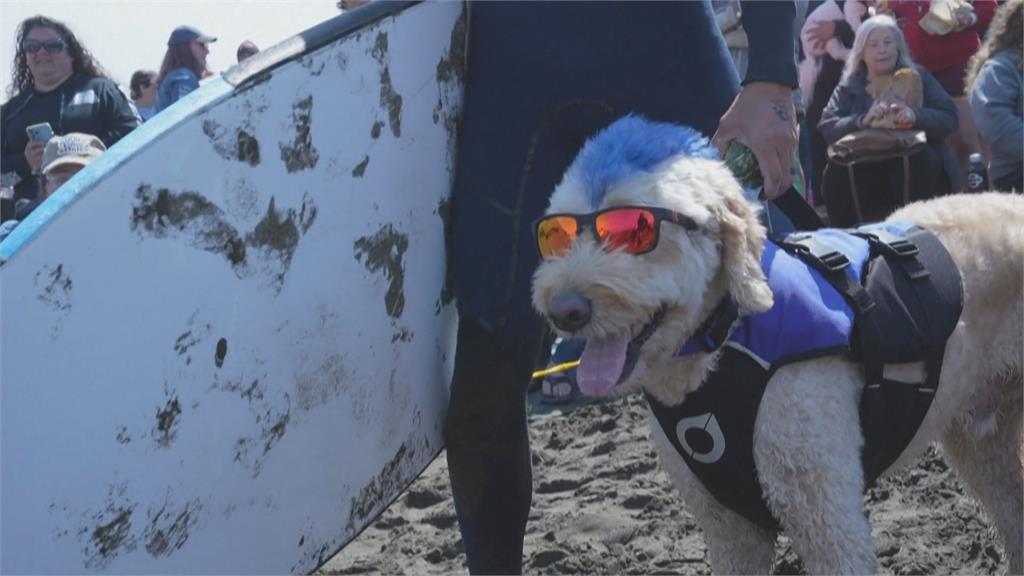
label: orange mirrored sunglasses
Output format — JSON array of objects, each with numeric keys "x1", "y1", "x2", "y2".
[{"x1": 534, "y1": 206, "x2": 698, "y2": 259}]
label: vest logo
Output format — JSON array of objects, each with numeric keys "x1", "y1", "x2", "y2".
[{"x1": 675, "y1": 413, "x2": 725, "y2": 464}]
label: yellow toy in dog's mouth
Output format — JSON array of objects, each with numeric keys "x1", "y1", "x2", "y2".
[{"x1": 576, "y1": 308, "x2": 665, "y2": 396}]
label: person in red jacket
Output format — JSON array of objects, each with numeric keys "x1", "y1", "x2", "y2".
[{"x1": 884, "y1": 0, "x2": 997, "y2": 191}]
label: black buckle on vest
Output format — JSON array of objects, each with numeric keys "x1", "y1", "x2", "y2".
[
  {"x1": 880, "y1": 237, "x2": 929, "y2": 280},
  {"x1": 854, "y1": 230, "x2": 930, "y2": 281},
  {"x1": 882, "y1": 238, "x2": 919, "y2": 259},
  {"x1": 816, "y1": 250, "x2": 851, "y2": 273},
  {"x1": 773, "y1": 233, "x2": 876, "y2": 316},
  {"x1": 774, "y1": 233, "x2": 851, "y2": 275}
]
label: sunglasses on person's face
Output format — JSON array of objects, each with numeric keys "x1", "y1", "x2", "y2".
[
  {"x1": 22, "y1": 38, "x2": 66, "y2": 54},
  {"x1": 534, "y1": 206, "x2": 698, "y2": 259}
]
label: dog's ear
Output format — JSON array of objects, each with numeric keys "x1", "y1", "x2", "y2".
[{"x1": 716, "y1": 192, "x2": 773, "y2": 312}]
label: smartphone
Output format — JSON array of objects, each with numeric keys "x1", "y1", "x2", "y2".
[{"x1": 25, "y1": 122, "x2": 54, "y2": 142}]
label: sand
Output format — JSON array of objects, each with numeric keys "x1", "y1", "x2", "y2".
[{"x1": 321, "y1": 393, "x2": 1008, "y2": 575}]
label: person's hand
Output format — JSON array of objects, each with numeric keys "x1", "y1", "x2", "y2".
[
  {"x1": 24, "y1": 140, "x2": 45, "y2": 174},
  {"x1": 805, "y1": 19, "x2": 837, "y2": 51},
  {"x1": 861, "y1": 99, "x2": 889, "y2": 127},
  {"x1": 892, "y1": 104, "x2": 916, "y2": 128},
  {"x1": 713, "y1": 82, "x2": 796, "y2": 199}
]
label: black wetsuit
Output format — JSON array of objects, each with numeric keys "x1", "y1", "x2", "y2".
[{"x1": 445, "y1": 2, "x2": 799, "y2": 572}]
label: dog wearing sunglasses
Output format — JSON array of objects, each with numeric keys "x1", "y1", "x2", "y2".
[{"x1": 530, "y1": 115, "x2": 1023, "y2": 574}]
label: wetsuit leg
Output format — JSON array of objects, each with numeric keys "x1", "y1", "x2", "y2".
[
  {"x1": 445, "y1": 316, "x2": 539, "y2": 574},
  {"x1": 445, "y1": 3, "x2": 748, "y2": 573}
]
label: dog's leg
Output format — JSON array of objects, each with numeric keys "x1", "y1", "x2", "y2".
[
  {"x1": 940, "y1": 370, "x2": 1024, "y2": 575},
  {"x1": 648, "y1": 412, "x2": 775, "y2": 574},
  {"x1": 755, "y1": 360, "x2": 877, "y2": 574}
]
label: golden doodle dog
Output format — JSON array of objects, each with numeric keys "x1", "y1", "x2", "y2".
[{"x1": 530, "y1": 116, "x2": 1022, "y2": 574}]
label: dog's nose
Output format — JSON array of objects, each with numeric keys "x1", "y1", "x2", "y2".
[{"x1": 548, "y1": 291, "x2": 592, "y2": 332}]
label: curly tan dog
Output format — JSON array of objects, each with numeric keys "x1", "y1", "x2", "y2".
[{"x1": 531, "y1": 116, "x2": 1022, "y2": 574}]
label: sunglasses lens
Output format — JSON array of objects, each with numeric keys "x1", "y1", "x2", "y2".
[
  {"x1": 596, "y1": 208, "x2": 658, "y2": 254},
  {"x1": 536, "y1": 216, "x2": 578, "y2": 258},
  {"x1": 22, "y1": 39, "x2": 64, "y2": 54}
]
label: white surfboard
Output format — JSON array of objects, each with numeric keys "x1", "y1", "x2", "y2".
[{"x1": 0, "y1": 1, "x2": 464, "y2": 573}]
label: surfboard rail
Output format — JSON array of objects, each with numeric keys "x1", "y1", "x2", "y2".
[{"x1": 225, "y1": 1, "x2": 418, "y2": 90}]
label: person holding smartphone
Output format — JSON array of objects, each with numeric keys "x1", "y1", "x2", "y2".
[
  {"x1": 0, "y1": 15, "x2": 140, "y2": 208},
  {"x1": 0, "y1": 132, "x2": 106, "y2": 241}
]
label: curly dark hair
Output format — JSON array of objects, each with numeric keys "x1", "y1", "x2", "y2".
[{"x1": 7, "y1": 15, "x2": 109, "y2": 99}]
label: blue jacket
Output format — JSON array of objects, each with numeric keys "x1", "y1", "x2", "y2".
[
  {"x1": 155, "y1": 68, "x2": 200, "y2": 113},
  {"x1": 970, "y1": 50, "x2": 1023, "y2": 183}
]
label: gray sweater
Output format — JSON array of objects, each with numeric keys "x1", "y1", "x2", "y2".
[
  {"x1": 970, "y1": 50, "x2": 1023, "y2": 183},
  {"x1": 818, "y1": 65, "x2": 961, "y2": 191}
]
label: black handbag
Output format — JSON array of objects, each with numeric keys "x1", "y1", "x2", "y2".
[
  {"x1": 827, "y1": 129, "x2": 927, "y2": 165},
  {"x1": 827, "y1": 129, "x2": 928, "y2": 222}
]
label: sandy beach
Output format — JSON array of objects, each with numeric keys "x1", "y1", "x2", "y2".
[{"x1": 322, "y1": 393, "x2": 1008, "y2": 575}]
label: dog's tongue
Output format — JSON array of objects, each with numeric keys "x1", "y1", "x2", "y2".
[{"x1": 577, "y1": 334, "x2": 629, "y2": 396}]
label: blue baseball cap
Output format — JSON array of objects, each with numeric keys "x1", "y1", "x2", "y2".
[{"x1": 167, "y1": 25, "x2": 217, "y2": 46}]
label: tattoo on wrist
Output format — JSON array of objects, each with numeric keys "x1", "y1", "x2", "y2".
[{"x1": 771, "y1": 99, "x2": 791, "y2": 123}]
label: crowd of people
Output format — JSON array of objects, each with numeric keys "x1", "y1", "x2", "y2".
[
  {"x1": 0, "y1": 15, "x2": 261, "y2": 230},
  {"x1": 800, "y1": 0, "x2": 1022, "y2": 217},
  {"x1": 2, "y1": 3, "x2": 1019, "y2": 238}
]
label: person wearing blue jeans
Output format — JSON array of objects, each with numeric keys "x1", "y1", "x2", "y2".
[{"x1": 445, "y1": 3, "x2": 809, "y2": 573}]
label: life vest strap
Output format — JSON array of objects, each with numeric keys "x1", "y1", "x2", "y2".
[{"x1": 773, "y1": 232, "x2": 877, "y2": 315}]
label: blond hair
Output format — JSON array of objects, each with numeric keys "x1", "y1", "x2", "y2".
[{"x1": 964, "y1": 0, "x2": 1023, "y2": 93}]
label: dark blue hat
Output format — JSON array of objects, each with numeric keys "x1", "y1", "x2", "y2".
[{"x1": 167, "y1": 25, "x2": 217, "y2": 46}]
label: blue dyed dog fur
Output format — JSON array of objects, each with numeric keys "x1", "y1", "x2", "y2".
[{"x1": 568, "y1": 115, "x2": 716, "y2": 208}]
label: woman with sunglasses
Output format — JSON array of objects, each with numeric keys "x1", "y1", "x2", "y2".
[{"x1": 0, "y1": 16, "x2": 140, "y2": 208}]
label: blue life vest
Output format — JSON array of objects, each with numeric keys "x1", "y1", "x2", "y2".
[{"x1": 646, "y1": 223, "x2": 963, "y2": 530}]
